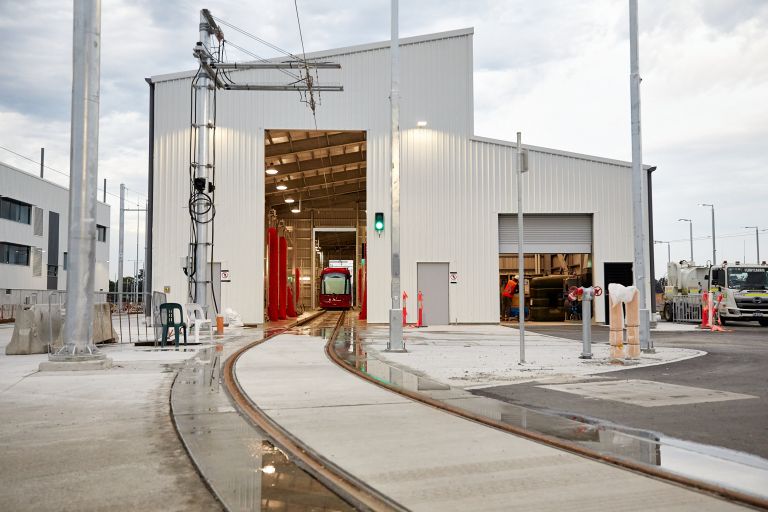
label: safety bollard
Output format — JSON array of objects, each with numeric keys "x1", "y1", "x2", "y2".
[
  {"x1": 608, "y1": 284, "x2": 626, "y2": 362},
  {"x1": 216, "y1": 314, "x2": 224, "y2": 336},
  {"x1": 625, "y1": 287, "x2": 641, "y2": 360},
  {"x1": 417, "y1": 290, "x2": 424, "y2": 328},
  {"x1": 402, "y1": 291, "x2": 409, "y2": 327}
]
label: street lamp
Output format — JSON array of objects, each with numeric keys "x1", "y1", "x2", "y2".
[
  {"x1": 744, "y1": 226, "x2": 760, "y2": 263},
  {"x1": 699, "y1": 204, "x2": 716, "y2": 264},
  {"x1": 655, "y1": 240, "x2": 671, "y2": 265},
  {"x1": 678, "y1": 218, "x2": 693, "y2": 262}
]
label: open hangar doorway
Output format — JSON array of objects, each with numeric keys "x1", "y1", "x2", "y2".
[
  {"x1": 263, "y1": 129, "x2": 366, "y2": 320},
  {"x1": 499, "y1": 214, "x2": 593, "y2": 323}
]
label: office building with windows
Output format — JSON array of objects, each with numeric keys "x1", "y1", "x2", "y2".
[{"x1": 0, "y1": 161, "x2": 111, "y2": 293}]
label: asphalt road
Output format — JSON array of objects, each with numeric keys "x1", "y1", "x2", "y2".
[{"x1": 474, "y1": 321, "x2": 768, "y2": 458}]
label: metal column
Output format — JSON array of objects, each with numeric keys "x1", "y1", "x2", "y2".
[
  {"x1": 517, "y1": 132, "x2": 526, "y2": 364},
  {"x1": 710, "y1": 207, "x2": 717, "y2": 264},
  {"x1": 388, "y1": 0, "x2": 404, "y2": 351},
  {"x1": 629, "y1": 0, "x2": 651, "y2": 351},
  {"x1": 193, "y1": 10, "x2": 213, "y2": 313},
  {"x1": 53, "y1": 0, "x2": 104, "y2": 361},
  {"x1": 118, "y1": 183, "x2": 125, "y2": 311}
]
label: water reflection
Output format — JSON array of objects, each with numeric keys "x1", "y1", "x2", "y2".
[
  {"x1": 171, "y1": 336, "x2": 353, "y2": 512},
  {"x1": 331, "y1": 316, "x2": 768, "y2": 501}
]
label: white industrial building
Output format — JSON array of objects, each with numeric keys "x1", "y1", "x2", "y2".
[
  {"x1": 0, "y1": 162, "x2": 111, "y2": 295},
  {"x1": 147, "y1": 28, "x2": 655, "y2": 325}
]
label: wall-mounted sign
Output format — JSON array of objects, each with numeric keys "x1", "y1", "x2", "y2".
[
  {"x1": 449, "y1": 271, "x2": 458, "y2": 284},
  {"x1": 221, "y1": 270, "x2": 231, "y2": 282}
]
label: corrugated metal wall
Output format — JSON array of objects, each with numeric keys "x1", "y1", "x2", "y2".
[{"x1": 151, "y1": 29, "x2": 650, "y2": 324}]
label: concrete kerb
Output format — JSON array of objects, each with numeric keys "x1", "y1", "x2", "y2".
[{"x1": 38, "y1": 358, "x2": 113, "y2": 372}]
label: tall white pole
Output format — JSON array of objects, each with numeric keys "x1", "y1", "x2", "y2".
[
  {"x1": 388, "y1": 0, "x2": 404, "y2": 351},
  {"x1": 517, "y1": 132, "x2": 526, "y2": 364},
  {"x1": 745, "y1": 226, "x2": 760, "y2": 262},
  {"x1": 118, "y1": 183, "x2": 125, "y2": 311},
  {"x1": 54, "y1": 0, "x2": 104, "y2": 361},
  {"x1": 629, "y1": 0, "x2": 651, "y2": 351},
  {"x1": 135, "y1": 206, "x2": 140, "y2": 304},
  {"x1": 689, "y1": 221, "x2": 693, "y2": 262},
  {"x1": 194, "y1": 10, "x2": 212, "y2": 313},
  {"x1": 711, "y1": 206, "x2": 716, "y2": 264}
]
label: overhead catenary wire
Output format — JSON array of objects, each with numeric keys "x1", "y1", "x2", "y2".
[
  {"x1": 0, "y1": 144, "x2": 147, "y2": 203},
  {"x1": 294, "y1": 0, "x2": 318, "y2": 128}
]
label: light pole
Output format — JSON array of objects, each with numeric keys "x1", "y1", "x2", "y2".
[
  {"x1": 678, "y1": 218, "x2": 693, "y2": 262},
  {"x1": 629, "y1": 0, "x2": 650, "y2": 351},
  {"x1": 655, "y1": 240, "x2": 671, "y2": 265},
  {"x1": 699, "y1": 204, "x2": 716, "y2": 264},
  {"x1": 744, "y1": 226, "x2": 760, "y2": 263}
]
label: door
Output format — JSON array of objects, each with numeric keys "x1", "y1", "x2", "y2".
[
  {"x1": 417, "y1": 262, "x2": 449, "y2": 326},
  {"x1": 604, "y1": 262, "x2": 634, "y2": 324},
  {"x1": 499, "y1": 214, "x2": 592, "y2": 254},
  {"x1": 46, "y1": 211, "x2": 59, "y2": 290}
]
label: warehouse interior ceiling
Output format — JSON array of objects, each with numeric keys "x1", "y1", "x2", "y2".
[{"x1": 265, "y1": 129, "x2": 367, "y2": 215}]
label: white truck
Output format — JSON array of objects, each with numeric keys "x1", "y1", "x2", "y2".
[
  {"x1": 709, "y1": 262, "x2": 768, "y2": 326},
  {"x1": 662, "y1": 260, "x2": 768, "y2": 326}
]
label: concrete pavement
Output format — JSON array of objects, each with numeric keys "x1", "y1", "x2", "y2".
[
  {"x1": 0, "y1": 323, "x2": 222, "y2": 512},
  {"x1": 478, "y1": 322, "x2": 768, "y2": 458},
  {"x1": 234, "y1": 322, "x2": 745, "y2": 511}
]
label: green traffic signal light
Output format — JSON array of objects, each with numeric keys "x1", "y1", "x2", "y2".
[{"x1": 374, "y1": 212, "x2": 384, "y2": 233}]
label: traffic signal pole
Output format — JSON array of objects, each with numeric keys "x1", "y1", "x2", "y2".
[{"x1": 388, "y1": 0, "x2": 404, "y2": 351}]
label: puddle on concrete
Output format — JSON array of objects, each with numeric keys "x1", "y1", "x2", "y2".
[
  {"x1": 171, "y1": 340, "x2": 353, "y2": 512},
  {"x1": 321, "y1": 315, "x2": 768, "y2": 501}
]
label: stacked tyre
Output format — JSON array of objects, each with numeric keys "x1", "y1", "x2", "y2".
[{"x1": 529, "y1": 275, "x2": 567, "y2": 322}]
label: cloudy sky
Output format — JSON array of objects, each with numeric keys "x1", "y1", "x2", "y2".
[{"x1": 1, "y1": 0, "x2": 767, "y2": 279}]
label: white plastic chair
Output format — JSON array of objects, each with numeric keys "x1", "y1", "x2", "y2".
[{"x1": 185, "y1": 303, "x2": 213, "y2": 344}]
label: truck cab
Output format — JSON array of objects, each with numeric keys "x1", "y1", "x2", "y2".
[{"x1": 711, "y1": 263, "x2": 768, "y2": 326}]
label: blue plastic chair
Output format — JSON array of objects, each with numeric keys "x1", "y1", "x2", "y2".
[{"x1": 160, "y1": 303, "x2": 187, "y2": 348}]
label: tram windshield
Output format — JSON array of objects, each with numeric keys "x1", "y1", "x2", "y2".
[{"x1": 322, "y1": 272, "x2": 350, "y2": 294}]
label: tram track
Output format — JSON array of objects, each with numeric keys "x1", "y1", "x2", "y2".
[
  {"x1": 324, "y1": 317, "x2": 768, "y2": 511},
  {"x1": 222, "y1": 310, "x2": 406, "y2": 512},
  {"x1": 219, "y1": 309, "x2": 767, "y2": 511}
]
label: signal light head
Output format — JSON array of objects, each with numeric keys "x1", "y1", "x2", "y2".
[{"x1": 374, "y1": 212, "x2": 384, "y2": 235}]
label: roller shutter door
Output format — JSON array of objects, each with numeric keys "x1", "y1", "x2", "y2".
[{"x1": 499, "y1": 214, "x2": 592, "y2": 253}]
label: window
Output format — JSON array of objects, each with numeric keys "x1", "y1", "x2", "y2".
[
  {"x1": 63, "y1": 252, "x2": 68, "y2": 271},
  {"x1": 97, "y1": 225, "x2": 107, "y2": 242},
  {"x1": 0, "y1": 198, "x2": 32, "y2": 224},
  {"x1": 0, "y1": 242, "x2": 30, "y2": 265},
  {"x1": 47, "y1": 264, "x2": 58, "y2": 278},
  {"x1": 321, "y1": 272, "x2": 351, "y2": 295}
]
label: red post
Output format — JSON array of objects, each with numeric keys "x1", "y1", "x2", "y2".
[
  {"x1": 267, "y1": 227, "x2": 278, "y2": 320},
  {"x1": 359, "y1": 263, "x2": 367, "y2": 320},
  {"x1": 278, "y1": 236, "x2": 287, "y2": 320},
  {"x1": 417, "y1": 290, "x2": 424, "y2": 327},
  {"x1": 701, "y1": 291, "x2": 710, "y2": 329}
]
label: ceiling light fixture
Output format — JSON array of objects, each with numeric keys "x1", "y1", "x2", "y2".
[
  {"x1": 265, "y1": 168, "x2": 278, "y2": 175},
  {"x1": 291, "y1": 207, "x2": 301, "y2": 213},
  {"x1": 276, "y1": 184, "x2": 287, "y2": 191},
  {"x1": 284, "y1": 198, "x2": 295, "y2": 204},
  {"x1": 416, "y1": 121, "x2": 428, "y2": 128}
]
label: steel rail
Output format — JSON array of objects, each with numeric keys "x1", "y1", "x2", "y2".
[
  {"x1": 324, "y1": 326, "x2": 768, "y2": 511},
  {"x1": 221, "y1": 311, "x2": 406, "y2": 512}
]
